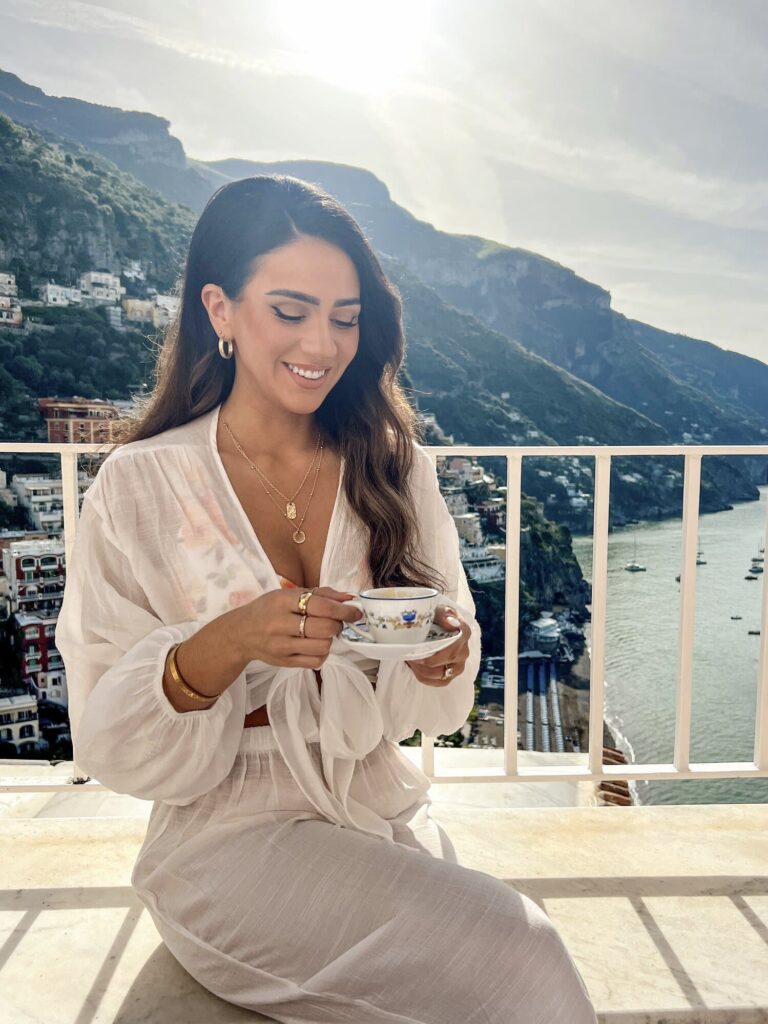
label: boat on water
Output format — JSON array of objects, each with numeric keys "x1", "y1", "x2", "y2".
[
  {"x1": 624, "y1": 534, "x2": 646, "y2": 572},
  {"x1": 674, "y1": 546, "x2": 707, "y2": 580},
  {"x1": 748, "y1": 629, "x2": 761, "y2": 636},
  {"x1": 745, "y1": 574, "x2": 758, "y2": 581},
  {"x1": 750, "y1": 562, "x2": 764, "y2": 574},
  {"x1": 731, "y1": 615, "x2": 743, "y2": 620}
]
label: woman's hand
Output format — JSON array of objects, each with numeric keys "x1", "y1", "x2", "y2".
[
  {"x1": 228, "y1": 586, "x2": 361, "y2": 669},
  {"x1": 404, "y1": 605, "x2": 471, "y2": 687}
]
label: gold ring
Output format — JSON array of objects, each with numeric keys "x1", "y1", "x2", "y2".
[
  {"x1": 442, "y1": 663, "x2": 455, "y2": 680},
  {"x1": 298, "y1": 588, "x2": 315, "y2": 614},
  {"x1": 299, "y1": 613, "x2": 307, "y2": 638}
]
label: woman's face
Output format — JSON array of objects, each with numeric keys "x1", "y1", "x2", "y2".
[{"x1": 205, "y1": 234, "x2": 361, "y2": 409}]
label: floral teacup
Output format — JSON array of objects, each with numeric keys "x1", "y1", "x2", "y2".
[{"x1": 344, "y1": 586, "x2": 439, "y2": 644}]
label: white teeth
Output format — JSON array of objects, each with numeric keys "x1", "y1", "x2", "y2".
[{"x1": 287, "y1": 363, "x2": 327, "y2": 379}]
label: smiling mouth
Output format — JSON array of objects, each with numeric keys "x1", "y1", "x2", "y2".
[{"x1": 283, "y1": 362, "x2": 331, "y2": 378}]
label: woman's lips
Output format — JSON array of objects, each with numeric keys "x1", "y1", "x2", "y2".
[{"x1": 283, "y1": 362, "x2": 331, "y2": 389}]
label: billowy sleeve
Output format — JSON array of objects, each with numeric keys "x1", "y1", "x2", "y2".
[
  {"x1": 55, "y1": 488, "x2": 248, "y2": 806},
  {"x1": 375, "y1": 448, "x2": 482, "y2": 742}
]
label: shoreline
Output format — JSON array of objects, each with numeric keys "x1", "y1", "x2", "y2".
[
  {"x1": 478, "y1": 623, "x2": 637, "y2": 806},
  {"x1": 559, "y1": 643, "x2": 636, "y2": 806}
]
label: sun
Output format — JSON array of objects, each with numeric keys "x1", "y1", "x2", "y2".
[{"x1": 273, "y1": 0, "x2": 436, "y2": 99}]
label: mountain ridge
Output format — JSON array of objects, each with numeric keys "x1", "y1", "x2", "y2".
[{"x1": 0, "y1": 69, "x2": 765, "y2": 529}]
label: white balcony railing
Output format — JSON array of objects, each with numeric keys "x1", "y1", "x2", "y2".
[{"x1": 1, "y1": 439, "x2": 767, "y2": 794}]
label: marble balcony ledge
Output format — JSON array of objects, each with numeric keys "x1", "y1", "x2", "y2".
[{"x1": 1, "y1": 762, "x2": 767, "y2": 1022}]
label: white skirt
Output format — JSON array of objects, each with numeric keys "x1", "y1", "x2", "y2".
[{"x1": 131, "y1": 725, "x2": 598, "y2": 1023}]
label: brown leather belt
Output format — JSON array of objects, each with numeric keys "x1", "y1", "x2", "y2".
[
  {"x1": 242, "y1": 672, "x2": 375, "y2": 728},
  {"x1": 244, "y1": 706, "x2": 270, "y2": 728},
  {"x1": 243, "y1": 669, "x2": 323, "y2": 729}
]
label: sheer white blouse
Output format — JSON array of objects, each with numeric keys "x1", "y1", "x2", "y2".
[{"x1": 55, "y1": 401, "x2": 482, "y2": 841}]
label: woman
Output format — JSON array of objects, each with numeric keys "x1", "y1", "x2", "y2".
[{"x1": 55, "y1": 174, "x2": 597, "y2": 1022}]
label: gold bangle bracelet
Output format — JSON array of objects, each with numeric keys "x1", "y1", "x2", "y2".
[{"x1": 168, "y1": 642, "x2": 218, "y2": 705}]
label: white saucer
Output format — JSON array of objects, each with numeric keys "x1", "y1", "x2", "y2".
[{"x1": 337, "y1": 622, "x2": 462, "y2": 661}]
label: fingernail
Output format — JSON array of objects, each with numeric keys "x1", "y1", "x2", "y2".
[{"x1": 446, "y1": 615, "x2": 461, "y2": 628}]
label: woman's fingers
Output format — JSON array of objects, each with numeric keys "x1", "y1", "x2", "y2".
[
  {"x1": 433, "y1": 604, "x2": 463, "y2": 632},
  {"x1": 407, "y1": 606, "x2": 469, "y2": 672}
]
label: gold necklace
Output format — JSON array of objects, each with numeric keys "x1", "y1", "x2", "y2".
[
  {"x1": 222, "y1": 415, "x2": 321, "y2": 516},
  {"x1": 252, "y1": 446, "x2": 322, "y2": 522},
  {"x1": 260, "y1": 447, "x2": 324, "y2": 544},
  {"x1": 222, "y1": 419, "x2": 324, "y2": 545}
]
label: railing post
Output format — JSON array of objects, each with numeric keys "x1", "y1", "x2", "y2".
[
  {"x1": 60, "y1": 449, "x2": 80, "y2": 571},
  {"x1": 754, "y1": 488, "x2": 768, "y2": 772},
  {"x1": 588, "y1": 453, "x2": 611, "y2": 776},
  {"x1": 59, "y1": 447, "x2": 89, "y2": 783},
  {"x1": 420, "y1": 449, "x2": 438, "y2": 779},
  {"x1": 504, "y1": 454, "x2": 522, "y2": 775},
  {"x1": 675, "y1": 452, "x2": 702, "y2": 773}
]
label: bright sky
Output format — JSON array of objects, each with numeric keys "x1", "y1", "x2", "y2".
[{"x1": 2, "y1": 0, "x2": 767, "y2": 363}]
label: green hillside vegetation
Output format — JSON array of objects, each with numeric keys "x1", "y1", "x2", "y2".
[
  {"x1": 0, "y1": 305, "x2": 155, "y2": 440},
  {"x1": 628, "y1": 316, "x2": 768, "y2": 426},
  {"x1": 0, "y1": 113, "x2": 195, "y2": 290}
]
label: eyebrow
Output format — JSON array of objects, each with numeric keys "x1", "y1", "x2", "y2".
[{"x1": 265, "y1": 289, "x2": 361, "y2": 308}]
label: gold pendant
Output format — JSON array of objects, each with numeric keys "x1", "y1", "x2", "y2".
[
  {"x1": 293, "y1": 528, "x2": 306, "y2": 544},
  {"x1": 286, "y1": 501, "x2": 297, "y2": 520}
]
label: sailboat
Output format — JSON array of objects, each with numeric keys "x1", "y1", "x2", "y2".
[
  {"x1": 747, "y1": 537, "x2": 764, "y2": 573},
  {"x1": 675, "y1": 546, "x2": 705, "y2": 580},
  {"x1": 624, "y1": 534, "x2": 646, "y2": 572}
]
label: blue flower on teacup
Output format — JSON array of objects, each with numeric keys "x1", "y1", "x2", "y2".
[{"x1": 361, "y1": 609, "x2": 433, "y2": 631}]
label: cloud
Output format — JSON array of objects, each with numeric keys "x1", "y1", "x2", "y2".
[
  {"x1": 3, "y1": 0, "x2": 286, "y2": 76},
  {"x1": 1, "y1": 0, "x2": 766, "y2": 361}
]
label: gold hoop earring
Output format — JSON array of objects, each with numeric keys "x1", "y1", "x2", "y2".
[{"x1": 218, "y1": 333, "x2": 234, "y2": 359}]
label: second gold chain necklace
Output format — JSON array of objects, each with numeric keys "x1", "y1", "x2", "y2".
[{"x1": 222, "y1": 419, "x2": 324, "y2": 545}]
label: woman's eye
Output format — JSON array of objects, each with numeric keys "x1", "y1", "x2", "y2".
[
  {"x1": 272, "y1": 306, "x2": 358, "y2": 328},
  {"x1": 272, "y1": 307, "x2": 303, "y2": 323}
]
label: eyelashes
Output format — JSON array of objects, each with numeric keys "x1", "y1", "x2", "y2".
[{"x1": 271, "y1": 306, "x2": 359, "y2": 329}]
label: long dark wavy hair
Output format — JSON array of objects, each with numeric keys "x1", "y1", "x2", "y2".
[{"x1": 100, "y1": 173, "x2": 448, "y2": 593}]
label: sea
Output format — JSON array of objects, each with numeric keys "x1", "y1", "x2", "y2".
[{"x1": 570, "y1": 483, "x2": 768, "y2": 806}]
